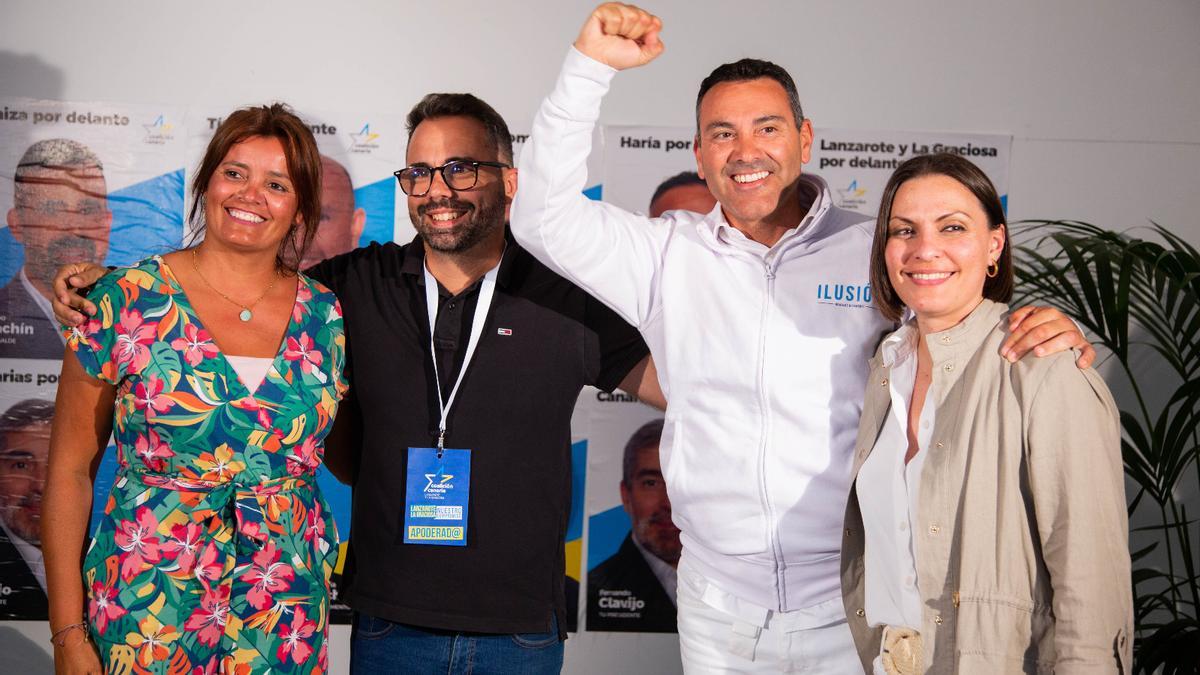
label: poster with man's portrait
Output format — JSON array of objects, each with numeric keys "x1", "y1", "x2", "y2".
[
  {"x1": 0, "y1": 98, "x2": 186, "y2": 360},
  {"x1": 581, "y1": 389, "x2": 678, "y2": 633},
  {"x1": 0, "y1": 359, "x2": 60, "y2": 619}
]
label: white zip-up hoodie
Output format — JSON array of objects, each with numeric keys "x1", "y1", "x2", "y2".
[{"x1": 512, "y1": 48, "x2": 894, "y2": 612}]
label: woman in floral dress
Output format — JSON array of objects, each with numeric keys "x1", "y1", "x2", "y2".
[{"x1": 43, "y1": 104, "x2": 347, "y2": 674}]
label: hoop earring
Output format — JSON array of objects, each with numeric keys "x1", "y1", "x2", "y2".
[{"x1": 986, "y1": 260, "x2": 999, "y2": 278}]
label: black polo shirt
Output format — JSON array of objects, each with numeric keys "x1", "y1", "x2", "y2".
[{"x1": 305, "y1": 232, "x2": 648, "y2": 637}]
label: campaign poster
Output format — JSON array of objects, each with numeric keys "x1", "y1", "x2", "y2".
[
  {"x1": 0, "y1": 98, "x2": 186, "y2": 360},
  {"x1": 598, "y1": 125, "x2": 705, "y2": 217},
  {"x1": 0, "y1": 99, "x2": 185, "y2": 621},
  {"x1": 301, "y1": 109, "x2": 404, "y2": 260},
  {"x1": 578, "y1": 389, "x2": 676, "y2": 633},
  {"x1": 807, "y1": 128, "x2": 1012, "y2": 216},
  {"x1": 0, "y1": 359, "x2": 62, "y2": 620},
  {"x1": 599, "y1": 124, "x2": 1012, "y2": 222}
]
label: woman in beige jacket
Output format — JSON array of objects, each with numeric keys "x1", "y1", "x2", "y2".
[{"x1": 840, "y1": 153, "x2": 1132, "y2": 674}]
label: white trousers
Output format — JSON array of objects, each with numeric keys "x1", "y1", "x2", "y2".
[{"x1": 676, "y1": 553, "x2": 862, "y2": 674}]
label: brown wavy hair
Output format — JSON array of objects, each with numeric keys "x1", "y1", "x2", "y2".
[{"x1": 188, "y1": 103, "x2": 322, "y2": 273}]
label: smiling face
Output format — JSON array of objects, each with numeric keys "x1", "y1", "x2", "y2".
[
  {"x1": 405, "y1": 116, "x2": 514, "y2": 254},
  {"x1": 694, "y1": 78, "x2": 812, "y2": 238},
  {"x1": 620, "y1": 442, "x2": 681, "y2": 568},
  {"x1": 884, "y1": 173, "x2": 1006, "y2": 333},
  {"x1": 202, "y1": 135, "x2": 301, "y2": 256}
]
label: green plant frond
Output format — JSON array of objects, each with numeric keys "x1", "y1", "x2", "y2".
[
  {"x1": 1121, "y1": 458, "x2": 1162, "y2": 505},
  {"x1": 1131, "y1": 519, "x2": 1199, "y2": 534},
  {"x1": 1082, "y1": 237, "x2": 1129, "y2": 354},
  {"x1": 1153, "y1": 383, "x2": 1200, "y2": 489},
  {"x1": 1133, "y1": 618, "x2": 1200, "y2": 675},
  {"x1": 1051, "y1": 235, "x2": 1105, "y2": 310},
  {"x1": 1153, "y1": 222, "x2": 1200, "y2": 265},
  {"x1": 1132, "y1": 567, "x2": 1169, "y2": 583},
  {"x1": 1018, "y1": 224, "x2": 1200, "y2": 361},
  {"x1": 1132, "y1": 342, "x2": 1187, "y2": 377},
  {"x1": 1013, "y1": 281, "x2": 1100, "y2": 341},
  {"x1": 1133, "y1": 248, "x2": 1200, "y2": 370},
  {"x1": 1114, "y1": 247, "x2": 1135, "y2": 351},
  {"x1": 1125, "y1": 301, "x2": 1189, "y2": 374},
  {"x1": 1132, "y1": 587, "x2": 1177, "y2": 621},
  {"x1": 1131, "y1": 542, "x2": 1160, "y2": 562},
  {"x1": 1176, "y1": 503, "x2": 1200, "y2": 614},
  {"x1": 1128, "y1": 485, "x2": 1149, "y2": 514},
  {"x1": 1121, "y1": 416, "x2": 1163, "y2": 500},
  {"x1": 1014, "y1": 248, "x2": 1093, "y2": 321},
  {"x1": 1133, "y1": 241, "x2": 1200, "y2": 316},
  {"x1": 1119, "y1": 414, "x2": 1154, "y2": 465}
]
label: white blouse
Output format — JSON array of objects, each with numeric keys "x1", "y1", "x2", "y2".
[{"x1": 857, "y1": 320, "x2": 934, "y2": 639}]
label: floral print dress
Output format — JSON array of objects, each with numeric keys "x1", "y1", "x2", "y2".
[{"x1": 64, "y1": 256, "x2": 347, "y2": 674}]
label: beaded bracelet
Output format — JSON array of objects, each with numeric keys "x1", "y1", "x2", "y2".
[{"x1": 50, "y1": 622, "x2": 89, "y2": 647}]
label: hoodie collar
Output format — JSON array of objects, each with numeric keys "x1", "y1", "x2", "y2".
[{"x1": 700, "y1": 173, "x2": 834, "y2": 256}]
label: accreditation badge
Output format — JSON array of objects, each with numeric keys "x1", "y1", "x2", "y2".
[{"x1": 404, "y1": 447, "x2": 471, "y2": 546}]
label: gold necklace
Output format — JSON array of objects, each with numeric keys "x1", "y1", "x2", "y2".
[{"x1": 190, "y1": 248, "x2": 278, "y2": 322}]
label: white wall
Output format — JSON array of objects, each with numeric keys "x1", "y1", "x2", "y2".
[
  {"x1": 4, "y1": 0, "x2": 1198, "y2": 233},
  {"x1": 3, "y1": 1, "x2": 1198, "y2": 672}
]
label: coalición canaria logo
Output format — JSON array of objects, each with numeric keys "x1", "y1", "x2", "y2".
[
  {"x1": 423, "y1": 466, "x2": 454, "y2": 493},
  {"x1": 836, "y1": 179, "x2": 869, "y2": 210},
  {"x1": 348, "y1": 123, "x2": 381, "y2": 154},
  {"x1": 142, "y1": 114, "x2": 175, "y2": 145},
  {"x1": 816, "y1": 282, "x2": 873, "y2": 309}
]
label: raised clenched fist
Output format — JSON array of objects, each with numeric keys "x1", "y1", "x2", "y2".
[{"x1": 574, "y1": 3, "x2": 664, "y2": 71}]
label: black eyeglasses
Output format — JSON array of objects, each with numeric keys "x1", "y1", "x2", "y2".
[{"x1": 394, "y1": 160, "x2": 509, "y2": 197}]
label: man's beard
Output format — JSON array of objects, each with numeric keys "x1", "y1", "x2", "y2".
[{"x1": 412, "y1": 188, "x2": 506, "y2": 254}]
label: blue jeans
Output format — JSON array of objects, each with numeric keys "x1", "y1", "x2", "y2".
[{"x1": 350, "y1": 612, "x2": 564, "y2": 675}]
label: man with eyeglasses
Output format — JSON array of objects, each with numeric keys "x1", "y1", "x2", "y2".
[
  {"x1": 3, "y1": 138, "x2": 112, "y2": 359},
  {"x1": 317, "y1": 93, "x2": 660, "y2": 673}
]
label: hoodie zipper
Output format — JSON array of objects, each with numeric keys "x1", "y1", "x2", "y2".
[{"x1": 756, "y1": 253, "x2": 786, "y2": 610}]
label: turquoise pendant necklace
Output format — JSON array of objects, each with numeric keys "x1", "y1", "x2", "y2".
[{"x1": 191, "y1": 248, "x2": 278, "y2": 322}]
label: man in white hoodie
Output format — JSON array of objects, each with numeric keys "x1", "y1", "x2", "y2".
[{"x1": 511, "y1": 4, "x2": 1094, "y2": 672}]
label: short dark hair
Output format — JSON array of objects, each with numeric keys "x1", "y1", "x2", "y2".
[
  {"x1": 650, "y1": 171, "x2": 706, "y2": 207},
  {"x1": 406, "y1": 94, "x2": 514, "y2": 165},
  {"x1": 0, "y1": 399, "x2": 54, "y2": 449},
  {"x1": 870, "y1": 153, "x2": 1012, "y2": 323},
  {"x1": 695, "y1": 59, "x2": 805, "y2": 133},
  {"x1": 189, "y1": 103, "x2": 323, "y2": 274},
  {"x1": 621, "y1": 419, "x2": 665, "y2": 487}
]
